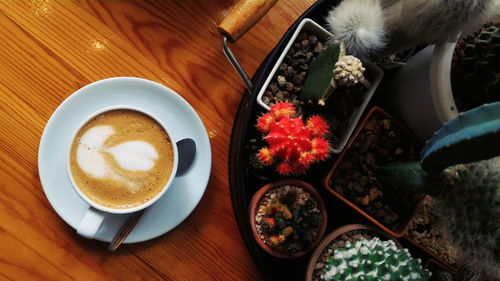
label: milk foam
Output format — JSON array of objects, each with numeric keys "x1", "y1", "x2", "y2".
[
  {"x1": 76, "y1": 125, "x2": 114, "y2": 178},
  {"x1": 76, "y1": 125, "x2": 159, "y2": 187},
  {"x1": 107, "y1": 141, "x2": 158, "y2": 171}
]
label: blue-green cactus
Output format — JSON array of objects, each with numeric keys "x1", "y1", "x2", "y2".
[
  {"x1": 321, "y1": 237, "x2": 430, "y2": 281},
  {"x1": 420, "y1": 102, "x2": 500, "y2": 172},
  {"x1": 378, "y1": 102, "x2": 500, "y2": 280}
]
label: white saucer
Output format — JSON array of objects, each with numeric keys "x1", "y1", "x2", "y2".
[{"x1": 38, "y1": 77, "x2": 211, "y2": 243}]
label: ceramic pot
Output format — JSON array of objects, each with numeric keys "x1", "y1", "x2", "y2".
[
  {"x1": 305, "y1": 224, "x2": 402, "y2": 281},
  {"x1": 323, "y1": 107, "x2": 424, "y2": 238},
  {"x1": 388, "y1": 42, "x2": 459, "y2": 140},
  {"x1": 256, "y1": 18, "x2": 384, "y2": 153},
  {"x1": 249, "y1": 179, "x2": 327, "y2": 259}
]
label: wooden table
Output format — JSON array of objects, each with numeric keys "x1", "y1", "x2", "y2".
[{"x1": 0, "y1": 1, "x2": 315, "y2": 280}]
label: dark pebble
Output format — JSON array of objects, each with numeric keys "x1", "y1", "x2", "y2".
[
  {"x1": 301, "y1": 40, "x2": 309, "y2": 51},
  {"x1": 308, "y1": 35, "x2": 318, "y2": 44},
  {"x1": 297, "y1": 32, "x2": 308, "y2": 41},
  {"x1": 278, "y1": 63, "x2": 287, "y2": 72}
]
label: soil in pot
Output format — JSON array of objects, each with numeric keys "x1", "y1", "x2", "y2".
[
  {"x1": 261, "y1": 31, "x2": 367, "y2": 149},
  {"x1": 406, "y1": 196, "x2": 461, "y2": 270},
  {"x1": 326, "y1": 108, "x2": 422, "y2": 235},
  {"x1": 252, "y1": 181, "x2": 325, "y2": 257},
  {"x1": 451, "y1": 21, "x2": 500, "y2": 112}
]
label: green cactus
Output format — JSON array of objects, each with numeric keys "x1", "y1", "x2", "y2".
[
  {"x1": 421, "y1": 102, "x2": 500, "y2": 172},
  {"x1": 300, "y1": 42, "x2": 370, "y2": 106},
  {"x1": 321, "y1": 237, "x2": 430, "y2": 281},
  {"x1": 300, "y1": 43, "x2": 341, "y2": 106},
  {"x1": 378, "y1": 102, "x2": 500, "y2": 280},
  {"x1": 453, "y1": 24, "x2": 500, "y2": 111}
]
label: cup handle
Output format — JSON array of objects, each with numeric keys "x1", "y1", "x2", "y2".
[{"x1": 77, "y1": 207, "x2": 107, "y2": 239}]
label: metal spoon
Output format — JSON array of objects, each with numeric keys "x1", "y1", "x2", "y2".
[{"x1": 108, "y1": 138, "x2": 196, "y2": 252}]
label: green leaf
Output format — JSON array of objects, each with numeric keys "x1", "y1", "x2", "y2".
[{"x1": 299, "y1": 43, "x2": 340, "y2": 105}]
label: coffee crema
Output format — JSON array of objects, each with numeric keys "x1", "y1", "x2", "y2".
[{"x1": 69, "y1": 109, "x2": 174, "y2": 209}]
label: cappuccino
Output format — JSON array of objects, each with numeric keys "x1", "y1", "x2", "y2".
[{"x1": 69, "y1": 109, "x2": 174, "y2": 209}]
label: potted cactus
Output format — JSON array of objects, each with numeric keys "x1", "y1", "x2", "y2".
[
  {"x1": 257, "y1": 18, "x2": 383, "y2": 153},
  {"x1": 377, "y1": 102, "x2": 500, "y2": 280},
  {"x1": 249, "y1": 179, "x2": 327, "y2": 258},
  {"x1": 306, "y1": 224, "x2": 430, "y2": 281},
  {"x1": 253, "y1": 101, "x2": 331, "y2": 175},
  {"x1": 323, "y1": 0, "x2": 500, "y2": 139}
]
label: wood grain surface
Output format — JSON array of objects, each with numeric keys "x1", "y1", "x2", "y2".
[{"x1": 0, "y1": 0, "x2": 314, "y2": 280}]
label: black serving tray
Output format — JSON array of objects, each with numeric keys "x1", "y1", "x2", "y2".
[{"x1": 228, "y1": 1, "x2": 429, "y2": 280}]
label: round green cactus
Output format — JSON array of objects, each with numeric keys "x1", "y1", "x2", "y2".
[{"x1": 321, "y1": 237, "x2": 430, "y2": 281}]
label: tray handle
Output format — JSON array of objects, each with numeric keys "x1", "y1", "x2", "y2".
[{"x1": 218, "y1": 0, "x2": 278, "y2": 42}]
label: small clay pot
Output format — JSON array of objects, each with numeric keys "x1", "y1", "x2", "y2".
[
  {"x1": 404, "y1": 236, "x2": 460, "y2": 273},
  {"x1": 249, "y1": 179, "x2": 327, "y2": 259},
  {"x1": 323, "y1": 107, "x2": 424, "y2": 238},
  {"x1": 305, "y1": 224, "x2": 402, "y2": 281},
  {"x1": 425, "y1": 259, "x2": 458, "y2": 280}
]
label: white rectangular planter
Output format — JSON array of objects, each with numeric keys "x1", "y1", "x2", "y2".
[{"x1": 256, "y1": 18, "x2": 384, "y2": 154}]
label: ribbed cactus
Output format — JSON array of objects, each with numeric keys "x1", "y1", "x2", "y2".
[
  {"x1": 378, "y1": 102, "x2": 500, "y2": 279},
  {"x1": 453, "y1": 24, "x2": 500, "y2": 110},
  {"x1": 321, "y1": 237, "x2": 430, "y2": 281}
]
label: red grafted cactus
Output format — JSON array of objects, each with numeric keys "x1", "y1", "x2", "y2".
[{"x1": 256, "y1": 102, "x2": 331, "y2": 175}]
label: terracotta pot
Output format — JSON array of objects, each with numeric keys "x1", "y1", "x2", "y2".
[
  {"x1": 305, "y1": 224, "x2": 402, "y2": 281},
  {"x1": 425, "y1": 258, "x2": 458, "y2": 278},
  {"x1": 249, "y1": 179, "x2": 328, "y2": 259},
  {"x1": 405, "y1": 236, "x2": 460, "y2": 273},
  {"x1": 323, "y1": 107, "x2": 424, "y2": 238}
]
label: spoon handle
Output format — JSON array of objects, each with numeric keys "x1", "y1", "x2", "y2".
[{"x1": 108, "y1": 210, "x2": 145, "y2": 252}]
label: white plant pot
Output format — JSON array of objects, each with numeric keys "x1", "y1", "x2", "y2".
[
  {"x1": 389, "y1": 42, "x2": 459, "y2": 140},
  {"x1": 257, "y1": 18, "x2": 383, "y2": 153}
]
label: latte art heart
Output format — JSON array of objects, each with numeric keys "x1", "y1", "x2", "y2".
[{"x1": 76, "y1": 125, "x2": 159, "y2": 189}]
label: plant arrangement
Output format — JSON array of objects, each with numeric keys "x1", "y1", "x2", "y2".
[
  {"x1": 250, "y1": 180, "x2": 327, "y2": 258},
  {"x1": 451, "y1": 22, "x2": 500, "y2": 111},
  {"x1": 255, "y1": 102, "x2": 331, "y2": 175},
  {"x1": 325, "y1": 107, "x2": 421, "y2": 236},
  {"x1": 378, "y1": 102, "x2": 500, "y2": 280}
]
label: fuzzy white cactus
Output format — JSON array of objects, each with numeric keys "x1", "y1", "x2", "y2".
[{"x1": 326, "y1": 0, "x2": 500, "y2": 58}]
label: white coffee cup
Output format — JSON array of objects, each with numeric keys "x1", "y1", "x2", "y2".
[{"x1": 67, "y1": 105, "x2": 178, "y2": 239}]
